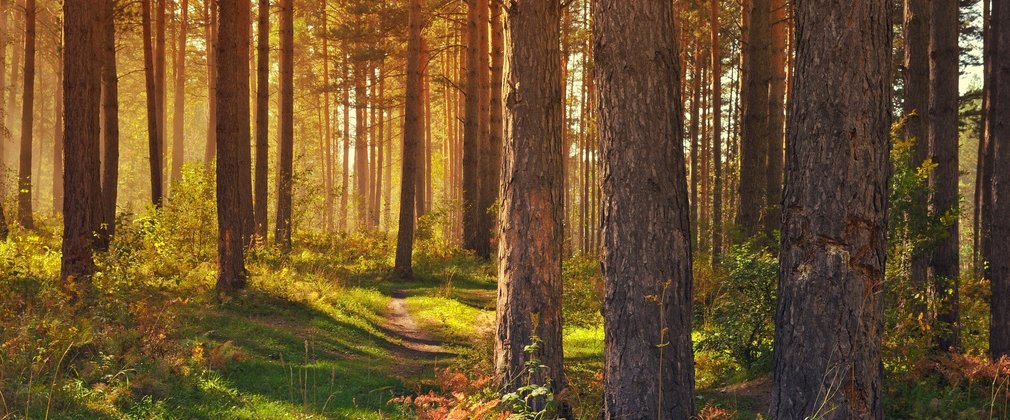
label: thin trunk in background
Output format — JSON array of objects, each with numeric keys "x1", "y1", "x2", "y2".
[
  {"x1": 394, "y1": 0, "x2": 423, "y2": 278},
  {"x1": 142, "y1": 0, "x2": 164, "y2": 206},
  {"x1": 254, "y1": 0, "x2": 269, "y2": 239},
  {"x1": 274, "y1": 0, "x2": 294, "y2": 250},
  {"x1": 171, "y1": 0, "x2": 188, "y2": 186},
  {"x1": 17, "y1": 0, "x2": 36, "y2": 228},
  {"x1": 100, "y1": 0, "x2": 120, "y2": 237}
]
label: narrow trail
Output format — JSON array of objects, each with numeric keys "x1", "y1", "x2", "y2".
[{"x1": 381, "y1": 290, "x2": 453, "y2": 381}]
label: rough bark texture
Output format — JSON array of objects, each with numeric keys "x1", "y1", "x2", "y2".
[
  {"x1": 214, "y1": 0, "x2": 250, "y2": 293},
  {"x1": 462, "y1": 0, "x2": 481, "y2": 253},
  {"x1": 927, "y1": 0, "x2": 960, "y2": 353},
  {"x1": 736, "y1": 0, "x2": 770, "y2": 237},
  {"x1": 100, "y1": 0, "x2": 120, "y2": 237},
  {"x1": 495, "y1": 0, "x2": 565, "y2": 397},
  {"x1": 904, "y1": 0, "x2": 930, "y2": 316},
  {"x1": 171, "y1": 0, "x2": 187, "y2": 186},
  {"x1": 142, "y1": 0, "x2": 164, "y2": 206},
  {"x1": 592, "y1": 1, "x2": 695, "y2": 417},
  {"x1": 772, "y1": 0, "x2": 891, "y2": 418},
  {"x1": 765, "y1": 0, "x2": 787, "y2": 234},
  {"x1": 477, "y1": 0, "x2": 503, "y2": 260},
  {"x1": 988, "y1": 0, "x2": 1010, "y2": 360},
  {"x1": 61, "y1": 0, "x2": 103, "y2": 299},
  {"x1": 254, "y1": 0, "x2": 269, "y2": 239},
  {"x1": 394, "y1": 0, "x2": 423, "y2": 278},
  {"x1": 17, "y1": 0, "x2": 35, "y2": 229},
  {"x1": 473, "y1": 0, "x2": 492, "y2": 257},
  {"x1": 274, "y1": 0, "x2": 294, "y2": 250}
]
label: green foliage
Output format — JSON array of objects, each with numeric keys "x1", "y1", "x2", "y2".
[
  {"x1": 696, "y1": 244, "x2": 778, "y2": 375},
  {"x1": 562, "y1": 253, "x2": 603, "y2": 329},
  {"x1": 501, "y1": 337, "x2": 561, "y2": 420}
]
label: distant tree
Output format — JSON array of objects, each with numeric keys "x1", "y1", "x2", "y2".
[
  {"x1": 17, "y1": 0, "x2": 36, "y2": 229},
  {"x1": 393, "y1": 0, "x2": 423, "y2": 278},
  {"x1": 215, "y1": 0, "x2": 251, "y2": 293},
  {"x1": 988, "y1": 0, "x2": 1010, "y2": 360},
  {"x1": 61, "y1": 0, "x2": 103, "y2": 300},
  {"x1": 772, "y1": 0, "x2": 891, "y2": 417},
  {"x1": 737, "y1": 0, "x2": 770, "y2": 237},
  {"x1": 275, "y1": 0, "x2": 294, "y2": 251},
  {"x1": 766, "y1": 0, "x2": 787, "y2": 235},
  {"x1": 320, "y1": 0, "x2": 332, "y2": 233},
  {"x1": 928, "y1": 0, "x2": 960, "y2": 353},
  {"x1": 100, "y1": 0, "x2": 120, "y2": 238},
  {"x1": 204, "y1": 0, "x2": 217, "y2": 167},
  {"x1": 52, "y1": 58, "x2": 63, "y2": 215},
  {"x1": 156, "y1": 0, "x2": 167, "y2": 192},
  {"x1": 171, "y1": 0, "x2": 188, "y2": 186},
  {"x1": 495, "y1": 0, "x2": 565, "y2": 397},
  {"x1": 142, "y1": 0, "x2": 164, "y2": 206},
  {"x1": 461, "y1": 0, "x2": 482, "y2": 254},
  {"x1": 592, "y1": 0, "x2": 696, "y2": 417},
  {"x1": 904, "y1": 0, "x2": 930, "y2": 316},
  {"x1": 254, "y1": 0, "x2": 269, "y2": 239},
  {"x1": 710, "y1": 0, "x2": 723, "y2": 264}
]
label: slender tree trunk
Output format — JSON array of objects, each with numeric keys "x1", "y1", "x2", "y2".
[
  {"x1": 354, "y1": 63, "x2": 368, "y2": 230},
  {"x1": 142, "y1": 0, "x2": 164, "y2": 206},
  {"x1": 375, "y1": 64, "x2": 385, "y2": 229},
  {"x1": 593, "y1": 0, "x2": 695, "y2": 417},
  {"x1": 927, "y1": 0, "x2": 960, "y2": 353},
  {"x1": 320, "y1": 0, "x2": 331, "y2": 233},
  {"x1": 156, "y1": 0, "x2": 167, "y2": 193},
  {"x1": 988, "y1": 0, "x2": 1010, "y2": 360},
  {"x1": 710, "y1": 0, "x2": 723, "y2": 264},
  {"x1": 424, "y1": 45, "x2": 434, "y2": 216},
  {"x1": 736, "y1": 0, "x2": 770, "y2": 237},
  {"x1": 6, "y1": 1, "x2": 20, "y2": 147},
  {"x1": 473, "y1": 0, "x2": 493, "y2": 258},
  {"x1": 766, "y1": 0, "x2": 787, "y2": 234},
  {"x1": 16, "y1": 0, "x2": 35, "y2": 228},
  {"x1": 214, "y1": 0, "x2": 250, "y2": 293},
  {"x1": 274, "y1": 0, "x2": 293, "y2": 250},
  {"x1": 0, "y1": 0, "x2": 6, "y2": 175},
  {"x1": 495, "y1": 0, "x2": 565, "y2": 399},
  {"x1": 481, "y1": 0, "x2": 503, "y2": 254},
  {"x1": 340, "y1": 60, "x2": 350, "y2": 233},
  {"x1": 394, "y1": 0, "x2": 423, "y2": 278},
  {"x1": 100, "y1": 0, "x2": 120, "y2": 237},
  {"x1": 463, "y1": 1, "x2": 480, "y2": 252},
  {"x1": 904, "y1": 0, "x2": 930, "y2": 317},
  {"x1": 171, "y1": 0, "x2": 187, "y2": 186},
  {"x1": 772, "y1": 0, "x2": 891, "y2": 417},
  {"x1": 384, "y1": 100, "x2": 393, "y2": 228},
  {"x1": 690, "y1": 46, "x2": 701, "y2": 249},
  {"x1": 61, "y1": 0, "x2": 103, "y2": 299},
  {"x1": 254, "y1": 0, "x2": 269, "y2": 239},
  {"x1": 976, "y1": 0, "x2": 991, "y2": 278},
  {"x1": 203, "y1": 0, "x2": 217, "y2": 167},
  {"x1": 53, "y1": 61, "x2": 64, "y2": 215},
  {"x1": 415, "y1": 49, "x2": 427, "y2": 219}
]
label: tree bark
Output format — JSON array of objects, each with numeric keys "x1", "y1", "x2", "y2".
[
  {"x1": 592, "y1": 0, "x2": 695, "y2": 417},
  {"x1": 320, "y1": 0, "x2": 331, "y2": 233},
  {"x1": 690, "y1": 45, "x2": 701, "y2": 249},
  {"x1": 214, "y1": 0, "x2": 250, "y2": 293},
  {"x1": 772, "y1": 0, "x2": 891, "y2": 417},
  {"x1": 53, "y1": 61, "x2": 64, "y2": 215},
  {"x1": 156, "y1": 0, "x2": 167, "y2": 193},
  {"x1": 394, "y1": 0, "x2": 423, "y2": 278},
  {"x1": 274, "y1": 0, "x2": 293, "y2": 250},
  {"x1": 142, "y1": 0, "x2": 164, "y2": 206},
  {"x1": 100, "y1": 0, "x2": 120, "y2": 238},
  {"x1": 927, "y1": 0, "x2": 960, "y2": 353},
  {"x1": 375, "y1": 64, "x2": 385, "y2": 228},
  {"x1": 353, "y1": 62, "x2": 368, "y2": 230},
  {"x1": 17, "y1": 0, "x2": 35, "y2": 229},
  {"x1": 171, "y1": 0, "x2": 187, "y2": 186},
  {"x1": 340, "y1": 60, "x2": 350, "y2": 233},
  {"x1": 61, "y1": 0, "x2": 103, "y2": 300},
  {"x1": 736, "y1": 0, "x2": 771, "y2": 237},
  {"x1": 254, "y1": 0, "x2": 269, "y2": 239},
  {"x1": 904, "y1": 0, "x2": 930, "y2": 319},
  {"x1": 473, "y1": 0, "x2": 493, "y2": 258},
  {"x1": 203, "y1": 0, "x2": 217, "y2": 167},
  {"x1": 988, "y1": 0, "x2": 1010, "y2": 360},
  {"x1": 710, "y1": 0, "x2": 723, "y2": 264},
  {"x1": 415, "y1": 49, "x2": 427, "y2": 219},
  {"x1": 495, "y1": 0, "x2": 565, "y2": 397},
  {"x1": 765, "y1": 0, "x2": 787, "y2": 235},
  {"x1": 462, "y1": 0, "x2": 484, "y2": 254}
]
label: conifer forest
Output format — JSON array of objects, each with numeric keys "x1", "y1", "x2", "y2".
[{"x1": 0, "y1": 0, "x2": 1002, "y2": 418}]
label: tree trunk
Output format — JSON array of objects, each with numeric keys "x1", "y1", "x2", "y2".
[
  {"x1": 171, "y1": 0, "x2": 187, "y2": 186},
  {"x1": 353, "y1": 63, "x2": 368, "y2": 230},
  {"x1": 765, "y1": 0, "x2": 787, "y2": 235},
  {"x1": 394, "y1": 0, "x2": 423, "y2": 278},
  {"x1": 736, "y1": 0, "x2": 770, "y2": 237},
  {"x1": 462, "y1": 0, "x2": 485, "y2": 254},
  {"x1": 203, "y1": 0, "x2": 217, "y2": 167},
  {"x1": 214, "y1": 0, "x2": 250, "y2": 293},
  {"x1": 473, "y1": 0, "x2": 493, "y2": 258},
  {"x1": 0, "y1": 0, "x2": 6, "y2": 177},
  {"x1": 53, "y1": 62, "x2": 64, "y2": 215},
  {"x1": 375, "y1": 64, "x2": 385, "y2": 229},
  {"x1": 904, "y1": 0, "x2": 930, "y2": 319},
  {"x1": 274, "y1": 0, "x2": 293, "y2": 250},
  {"x1": 927, "y1": 0, "x2": 960, "y2": 353},
  {"x1": 17, "y1": 0, "x2": 35, "y2": 229},
  {"x1": 100, "y1": 0, "x2": 120, "y2": 238},
  {"x1": 975, "y1": 0, "x2": 991, "y2": 279},
  {"x1": 415, "y1": 48, "x2": 427, "y2": 219},
  {"x1": 142, "y1": 0, "x2": 164, "y2": 206},
  {"x1": 61, "y1": 0, "x2": 103, "y2": 300},
  {"x1": 772, "y1": 0, "x2": 891, "y2": 417},
  {"x1": 320, "y1": 0, "x2": 331, "y2": 233},
  {"x1": 5, "y1": 0, "x2": 20, "y2": 148},
  {"x1": 156, "y1": 0, "x2": 167, "y2": 193},
  {"x1": 710, "y1": 0, "x2": 723, "y2": 265},
  {"x1": 495, "y1": 0, "x2": 565, "y2": 398},
  {"x1": 340, "y1": 60, "x2": 350, "y2": 233},
  {"x1": 254, "y1": 0, "x2": 269, "y2": 239},
  {"x1": 988, "y1": 0, "x2": 1010, "y2": 360},
  {"x1": 690, "y1": 45, "x2": 701, "y2": 249},
  {"x1": 592, "y1": 0, "x2": 695, "y2": 417},
  {"x1": 482, "y1": 0, "x2": 503, "y2": 255}
]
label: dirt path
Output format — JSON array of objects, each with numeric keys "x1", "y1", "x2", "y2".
[{"x1": 382, "y1": 290, "x2": 453, "y2": 381}]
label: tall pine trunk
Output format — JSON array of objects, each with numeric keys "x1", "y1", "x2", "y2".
[
  {"x1": 171, "y1": 0, "x2": 187, "y2": 186},
  {"x1": 927, "y1": 0, "x2": 960, "y2": 353},
  {"x1": 710, "y1": 0, "x2": 723, "y2": 264},
  {"x1": 988, "y1": 0, "x2": 1010, "y2": 360},
  {"x1": 904, "y1": 0, "x2": 930, "y2": 317},
  {"x1": 320, "y1": 0, "x2": 331, "y2": 233},
  {"x1": 772, "y1": 0, "x2": 891, "y2": 417},
  {"x1": 254, "y1": 0, "x2": 269, "y2": 239},
  {"x1": 53, "y1": 62, "x2": 64, "y2": 215},
  {"x1": 340, "y1": 60, "x2": 350, "y2": 233},
  {"x1": 394, "y1": 0, "x2": 423, "y2": 278},
  {"x1": 593, "y1": 0, "x2": 695, "y2": 417},
  {"x1": 495, "y1": 0, "x2": 565, "y2": 398},
  {"x1": 462, "y1": 0, "x2": 483, "y2": 254},
  {"x1": 214, "y1": 0, "x2": 250, "y2": 293},
  {"x1": 100, "y1": 0, "x2": 120, "y2": 237},
  {"x1": 16, "y1": 0, "x2": 35, "y2": 229},
  {"x1": 61, "y1": 0, "x2": 103, "y2": 300},
  {"x1": 203, "y1": 0, "x2": 217, "y2": 167},
  {"x1": 736, "y1": 0, "x2": 770, "y2": 237},
  {"x1": 142, "y1": 0, "x2": 164, "y2": 206},
  {"x1": 765, "y1": 0, "x2": 787, "y2": 235},
  {"x1": 274, "y1": 0, "x2": 293, "y2": 250}
]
